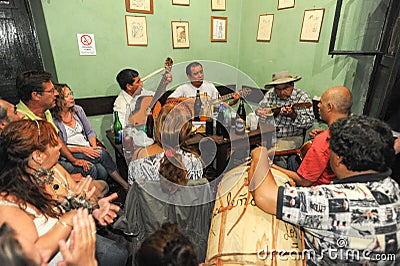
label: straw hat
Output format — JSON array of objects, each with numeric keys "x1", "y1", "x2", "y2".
[{"x1": 264, "y1": 70, "x2": 302, "y2": 88}]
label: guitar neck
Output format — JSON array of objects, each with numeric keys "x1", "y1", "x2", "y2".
[{"x1": 148, "y1": 71, "x2": 169, "y2": 110}]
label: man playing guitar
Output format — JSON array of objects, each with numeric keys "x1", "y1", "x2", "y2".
[{"x1": 168, "y1": 62, "x2": 240, "y2": 106}]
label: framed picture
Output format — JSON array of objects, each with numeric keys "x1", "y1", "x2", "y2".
[
  {"x1": 171, "y1": 21, "x2": 190, "y2": 48},
  {"x1": 211, "y1": 0, "x2": 226, "y2": 11},
  {"x1": 126, "y1": 0, "x2": 154, "y2": 14},
  {"x1": 211, "y1": 16, "x2": 227, "y2": 42},
  {"x1": 125, "y1": 16, "x2": 148, "y2": 46},
  {"x1": 172, "y1": 0, "x2": 190, "y2": 6},
  {"x1": 256, "y1": 14, "x2": 274, "y2": 42},
  {"x1": 300, "y1": 8, "x2": 325, "y2": 42},
  {"x1": 278, "y1": 0, "x2": 295, "y2": 10}
]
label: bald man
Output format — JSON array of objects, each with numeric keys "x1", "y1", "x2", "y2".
[
  {"x1": 272, "y1": 86, "x2": 353, "y2": 186},
  {"x1": 0, "y1": 99, "x2": 25, "y2": 132}
]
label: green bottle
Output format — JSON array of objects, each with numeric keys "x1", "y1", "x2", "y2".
[{"x1": 113, "y1": 111, "x2": 122, "y2": 144}]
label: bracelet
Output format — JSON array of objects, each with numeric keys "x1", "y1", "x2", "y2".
[{"x1": 58, "y1": 220, "x2": 73, "y2": 229}]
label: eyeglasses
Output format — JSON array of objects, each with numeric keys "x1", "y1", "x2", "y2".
[
  {"x1": 37, "y1": 88, "x2": 56, "y2": 94},
  {"x1": 274, "y1": 84, "x2": 293, "y2": 91}
]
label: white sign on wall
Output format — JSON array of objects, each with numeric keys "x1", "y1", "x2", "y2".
[{"x1": 77, "y1": 33, "x2": 96, "y2": 55}]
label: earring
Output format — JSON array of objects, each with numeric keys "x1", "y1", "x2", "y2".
[{"x1": 32, "y1": 167, "x2": 54, "y2": 185}]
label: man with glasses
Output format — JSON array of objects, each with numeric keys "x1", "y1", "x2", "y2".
[
  {"x1": 256, "y1": 70, "x2": 314, "y2": 167},
  {"x1": 15, "y1": 70, "x2": 92, "y2": 174}
]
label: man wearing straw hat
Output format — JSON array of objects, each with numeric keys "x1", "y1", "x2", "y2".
[{"x1": 256, "y1": 70, "x2": 314, "y2": 167}]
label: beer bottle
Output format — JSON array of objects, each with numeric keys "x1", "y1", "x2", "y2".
[
  {"x1": 194, "y1": 89, "x2": 202, "y2": 122},
  {"x1": 237, "y1": 98, "x2": 246, "y2": 123},
  {"x1": 146, "y1": 112, "x2": 154, "y2": 139},
  {"x1": 113, "y1": 111, "x2": 122, "y2": 144}
]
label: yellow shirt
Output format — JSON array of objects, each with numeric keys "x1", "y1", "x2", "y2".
[{"x1": 16, "y1": 100, "x2": 59, "y2": 132}]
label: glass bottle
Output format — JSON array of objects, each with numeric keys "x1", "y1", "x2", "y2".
[
  {"x1": 237, "y1": 98, "x2": 247, "y2": 124},
  {"x1": 194, "y1": 89, "x2": 202, "y2": 122},
  {"x1": 216, "y1": 103, "x2": 225, "y2": 136},
  {"x1": 113, "y1": 111, "x2": 122, "y2": 144}
]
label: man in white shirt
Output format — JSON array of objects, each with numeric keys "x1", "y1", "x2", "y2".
[
  {"x1": 168, "y1": 62, "x2": 239, "y2": 106},
  {"x1": 114, "y1": 69, "x2": 153, "y2": 127}
]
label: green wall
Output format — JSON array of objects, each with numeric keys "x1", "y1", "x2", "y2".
[{"x1": 36, "y1": 0, "x2": 376, "y2": 146}]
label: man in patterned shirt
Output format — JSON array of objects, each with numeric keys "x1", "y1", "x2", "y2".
[
  {"x1": 249, "y1": 115, "x2": 400, "y2": 265},
  {"x1": 256, "y1": 70, "x2": 314, "y2": 167}
]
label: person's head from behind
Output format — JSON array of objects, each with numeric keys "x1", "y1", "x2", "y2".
[
  {"x1": 16, "y1": 70, "x2": 58, "y2": 109},
  {"x1": 318, "y1": 86, "x2": 352, "y2": 122},
  {"x1": 0, "y1": 223, "x2": 43, "y2": 266},
  {"x1": 329, "y1": 115, "x2": 394, "y2": 178},
  {"x1": 136, "y1": 222, "x2": 198, "y2": 266},
  {"x1": 51, "y1": 83, "x2": 75, "y2": 121},
  {"x1": 154, "y1": 103, "x2": 193, "y2": 193},
  {"x1": 0, "y1": 99, "x2": 24, "y2": 132},
  {"x1": 186, "y1": 62, "x2": 204, "y2": 88},
  {"x1": 116, "y1": 68, "x2": 142, "y2": 96},
  {"x1": 0, "y1": 120, "x2": 61, "y2": 217}
]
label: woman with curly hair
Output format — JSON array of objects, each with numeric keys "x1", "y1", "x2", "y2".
[{"x1": 0, "y1": 120, "x2": 127, "y2": 265}]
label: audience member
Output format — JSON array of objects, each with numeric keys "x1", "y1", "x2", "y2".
[
  {"x1": 15, "y1": 70, "x2": 93, "y2": 175},
  {"x1": 168, "y1": 62, "x2": 239, "y2": 106},
  {"x1": 136, "y1": 222, "x2": 198, "y2": 266},
  {"x1": 256, "y1": 70, "x2": 314, "y2": 166},
  {"x1": 0, "y1": 209, "x2": 97, "y2": 266},
  {"x1": 0, "y1": 99, "x2": 25, "y2": 132},
  {"x1": 52, "y1": 83, "x2": 128, "y2": 190},
  {"x1": 128, "y1": 103, "x2": 203, "y2": 190},
  {"x1": 0, "y1": 120, "x2": 128, "y2": 266},
  {"x1": 272, "y1": 86, "x2": 352, "y2": 186},
  {"x1": 249, "y1": 115, "x2": 399, "y2": 265}
]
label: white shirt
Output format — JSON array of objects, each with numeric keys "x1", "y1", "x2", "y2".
[
  {"x1": 168, "y1": 81, "x2": 219, "y2": 99},
  {"x1": 113, "y1": 90, "x2": 133, "y2": 128}
]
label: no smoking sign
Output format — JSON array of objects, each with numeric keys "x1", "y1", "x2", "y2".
[{"x1": 77, "y1": 33, "x2": 96, "y2": 55}]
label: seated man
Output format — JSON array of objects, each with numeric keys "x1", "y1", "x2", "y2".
[
  {"x1": 249, "y1": 115, "x2": 400, "y2": 265},
  {"x1": 272, "y1": 86, "x2": 352, "y2": 186},
  {"x1": 168, "y1": 61, "x2": 239, "y2": 106},
  {"x1": 256, "y1": 70, "x2": 314, "y2": 167}
]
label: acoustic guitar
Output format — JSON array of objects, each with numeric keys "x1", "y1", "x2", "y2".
[
  {"x1": 127, "y1": 57, "x2": 173, "y2": 127},
  {"x1": 274, "y1": 140, "x2": 312, "y2": 160},
  {"x1": 264, "y1": 102, "x2": 312, "y2": 117}
]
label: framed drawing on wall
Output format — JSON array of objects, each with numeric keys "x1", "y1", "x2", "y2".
[
  {"x1": 211, "y1": 0, "x2": 226, "y2": 11},
  {"x1": 171, "y1": 21, "x2": 190, "y2": 48},
  {"x1": 300, "y1": 8, "x2": 325, "y2": 42},
  {"x1": 172, "y1": 0, "x2": 190, "y2": 6},
  {"x1": 211, "y1": 16, "x2": 227, "y2": 42},
  {"x1": 256, "y1": 14, "x2": 274, "y2": 42},
  {"x1": 278, "y1": 0, "x2": 295, "y2": 10},
  {"x1": 126, "y1": 0, "x2": 154, "y2": 14},
  {"x1": 125, "y1": 16, "x2": 148, "y2": 46}
]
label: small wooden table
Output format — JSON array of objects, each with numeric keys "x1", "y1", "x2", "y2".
[{"x1": 106, "y1": 124, "x2": 275, "y2": 179}]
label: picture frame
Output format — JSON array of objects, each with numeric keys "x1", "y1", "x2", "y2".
[
  {"x1": 278, "y1": 0, "x2": 295, "y2": 10},
  {"x1": 300, "y1": 8, "x2": 325, "y2": 42},
  {"x1": 125, "y1": 16, "x2": 148, "y2": 46},
  {"x1": 256, "y1": 14, "x2": 274, "y2": 42},
  {"x1": 126, "y1": 0, "x2": 154, "y2": 14},
  {"x1": 211, "y1": 16, "x2": 227, "y2": 42},
  {"x1": 211, "y1": 0, "x2": 226, "y2": 11},
  {"x1": 171, "y1": 21, "x2": 190, "y2": 48},
  {"x1": 172, "y1": 0, "x2": 190, "y2": 6}
]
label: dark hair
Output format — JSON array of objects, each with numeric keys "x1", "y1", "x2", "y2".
[
  {"x1": 116, "y1": 69, "x2": 139, "y2": 91},
  {"x1": 329, "y1": 115, "x2": 394, "y2": 172},
  {"x1": 51, "y1": 83, "x2": 75, "y2": 122},
  {"x1": 136, "y1": 222, "x2": 198, "y2": 266},
  {"x1": 0, "y1": 102, "x2": 8, "y2": 123},
  {"x1": 0, "y1": 120, "x2": 61, "y2": 218},
  {"x1": 185, "y1": 62, "x2": 202, "y2": 76},
  {"x1": 0, "y1": 223, "x2": 37, "y2": 266},
  {"x1": 16, "y1": 70, "x2": 52, "y2": 103},
  {"x1": 155, "y1": 104, "x2": 194, "y2": 193}
]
